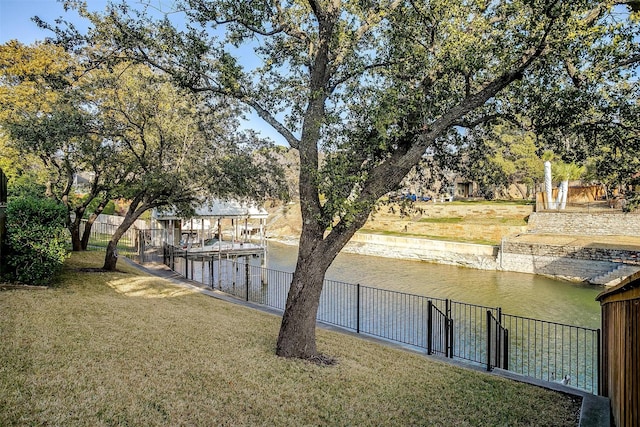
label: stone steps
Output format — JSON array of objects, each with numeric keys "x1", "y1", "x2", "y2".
[{"x1": 589, "y1": 264, "x2": 640, "y2": 287}]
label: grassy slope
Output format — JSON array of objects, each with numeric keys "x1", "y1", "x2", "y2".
[
  {"x1": 267, "y1": 200, "x2": 532, "y2": 246},
  {"x1": 1, "y1": 252, "x2": 580, "y2": 426}
]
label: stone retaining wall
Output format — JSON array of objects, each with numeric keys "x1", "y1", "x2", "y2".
[
  {"x1": 344, "y1": 232, "x2": 640, "y2": 282},
  {"x1": 498, "y1": 240, "x2": 638, "y2": 281},
  {"x1": 501, "y1": 241, "x2": 640, "y2": 265},
  {"x1": 528, "y1": 212, "x2": 640, "y2": 236},
  {"x1": 500, "y1": 212, "x2": 640, "y2": 280},
  {"x1": 339, "y1": 211, "x2": 640, "y2": 281},
  {"x1": 344, "y1": 233, "x2": 499, "y2": 270}
]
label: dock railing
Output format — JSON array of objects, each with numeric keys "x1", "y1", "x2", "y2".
[{"x1": 159, "y1": 244, "x2": 601, "y2": 395}]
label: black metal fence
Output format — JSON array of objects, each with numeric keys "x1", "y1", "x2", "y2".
[
  {"x1": 487, "y1": 310, "x2": 509, "y2": 371},
  {"x1": 161, "y1": 244, "x2": 601, "y2": 394}
]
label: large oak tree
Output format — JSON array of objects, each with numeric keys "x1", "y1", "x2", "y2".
[
  {"x1": 90, "y1": 62, "x2": 281, "y2": 270},
  {"x1": 54, "y1": 0, "x2": 639, "y2": 359}
]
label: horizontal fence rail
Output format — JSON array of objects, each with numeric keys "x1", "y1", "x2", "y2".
[{"x1": 108, "y1": 241, "x2": 600, "y2": 395}]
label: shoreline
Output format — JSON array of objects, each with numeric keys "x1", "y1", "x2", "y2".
[
  {"x1": 267, "y1": 233, "x2": 499, "y2": 270},
  {"x1": 266, "y1": 231, "x2": 640, "y2": 286}
]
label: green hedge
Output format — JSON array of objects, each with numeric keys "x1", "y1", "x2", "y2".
[{"x1": 5, "y1": 197, "x2": 68, "y2": 286}]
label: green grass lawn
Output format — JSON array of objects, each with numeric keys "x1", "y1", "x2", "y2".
[{"x1": 1, "y1": 252, "x2": 581, "y2": 426}]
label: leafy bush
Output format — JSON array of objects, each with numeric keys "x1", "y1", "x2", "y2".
[
  {"x1": 7, "y1": 174, "x2": 46, "y2": 200},
  {"x1": 5, "y1": 197, "x2": 68, "y2": 286}
]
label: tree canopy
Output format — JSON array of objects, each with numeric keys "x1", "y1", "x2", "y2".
[{"x1": 0, "y1": 39, "x2": 286, "y2": 269}]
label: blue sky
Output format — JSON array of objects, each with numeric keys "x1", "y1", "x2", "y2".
[
  {"x1": 0, "y1": 0, "x2": 111, "y2": 44},
  {"x1": 0, "y1": 0, "x2": 288, "y2": 145}
]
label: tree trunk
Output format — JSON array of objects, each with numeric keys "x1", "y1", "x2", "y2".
[
  {"x1": 70, "y1": 221, "x2": 83, "y2": 251},
  {"x1": 80, "y1": 220, "x2": 94, "y2": 251},
  {"x1": 81, "y1": 199, "x2": 109, "y2": 250},
  {"x1": 103, "y1": 240, "x2": 119, "y2": 271},
  {"x1": 102, "y1": 202, "x2": 149, "y2": 271},
  {"x1": 276, "y1": 200, "x2": 370, "y2": 359},
  {"x1": 514, "y1": 182, "x2": 528, "y2": 199},
  {"x1": 68, "y1": 206, "x2": 87, "y2": 251},
  {"x1": 276, "y1": 251, "x2": 332, "y2": 359}
]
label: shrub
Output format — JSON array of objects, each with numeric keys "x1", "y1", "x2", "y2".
[{"x1": 5, "y1": 196, "x2": 68, "y2": 286}]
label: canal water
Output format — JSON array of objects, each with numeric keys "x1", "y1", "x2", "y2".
[{"x1": 266, "y1": 241, "x2": 603, "y2": 329}]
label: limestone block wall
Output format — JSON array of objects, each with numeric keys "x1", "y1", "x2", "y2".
[
  {"x1": 499, "y1": 240, "x2": 640, "y2": 281},
  {"x1": 344, "y1": 233, "x2": 499, "y2": 270},
  {"x1": 528, "y1": 212, "x2": 640, "y2": 236},
  {"x1": 499, "y1": 253, "x2": 616, "y2": 281},
  {"x1": 502, "y1": 241, "x2": 640, "y2": 264}
]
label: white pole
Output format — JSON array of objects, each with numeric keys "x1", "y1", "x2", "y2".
[{"x1": 544, "y1": 161, "x2": 554, "y2": 209}]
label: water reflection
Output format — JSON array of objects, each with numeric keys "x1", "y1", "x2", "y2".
[{"x1": 267, "y1": 241, "x2": 602, "y2": 329}]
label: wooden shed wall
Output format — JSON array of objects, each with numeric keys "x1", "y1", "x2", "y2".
[{"x1": 601, "y1": 290, "x2": 640, "y2": 427}]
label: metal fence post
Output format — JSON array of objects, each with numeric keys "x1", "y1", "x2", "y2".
[
  {"x1": 448, "y1": 318, "x2": 454, "y2": 358},
  {"x1": 356, "y1": 283, "x2": 361, "y2": 334},
  {"x1": 496, "y1": 306, "x2": 502, "y2": 367},
  {"x1": 246, "y1": 263, "x2": 250, "y2": 302},
  {"x1": 185, "y1": 251, "x2": 188, "y2": 279},
  {"x1": 503, "y1": 329, "x2": 509, "y2": 371},
  {"x1": 446, "y1": 299, "x2": 452, "y2": 358},
  {"x1": 486, "y1": 310, "x2": 492, "y2": 371},
  {"x1": 597, "y1": 328, "x2": 602, "y2": 396},
  {"x1": 209, "y1": 258, "x2": 214, "y2": 288},
  {"x1": 427, "y1": 300, "x2": 433, "y2": 355}
]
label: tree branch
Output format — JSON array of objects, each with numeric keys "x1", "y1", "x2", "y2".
[
  {"x1": 330, "y1": 61, "x2": 396, "y2": 90},
  {"x1": 244, "y1": 99, "x2": 301, "y2": 149},
  {"x1": 617, "y1": 53, "x2": 640, "y2": 68},
  {"x1": 330, "y1": 0, "x2": 403, "y2": 71}
]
